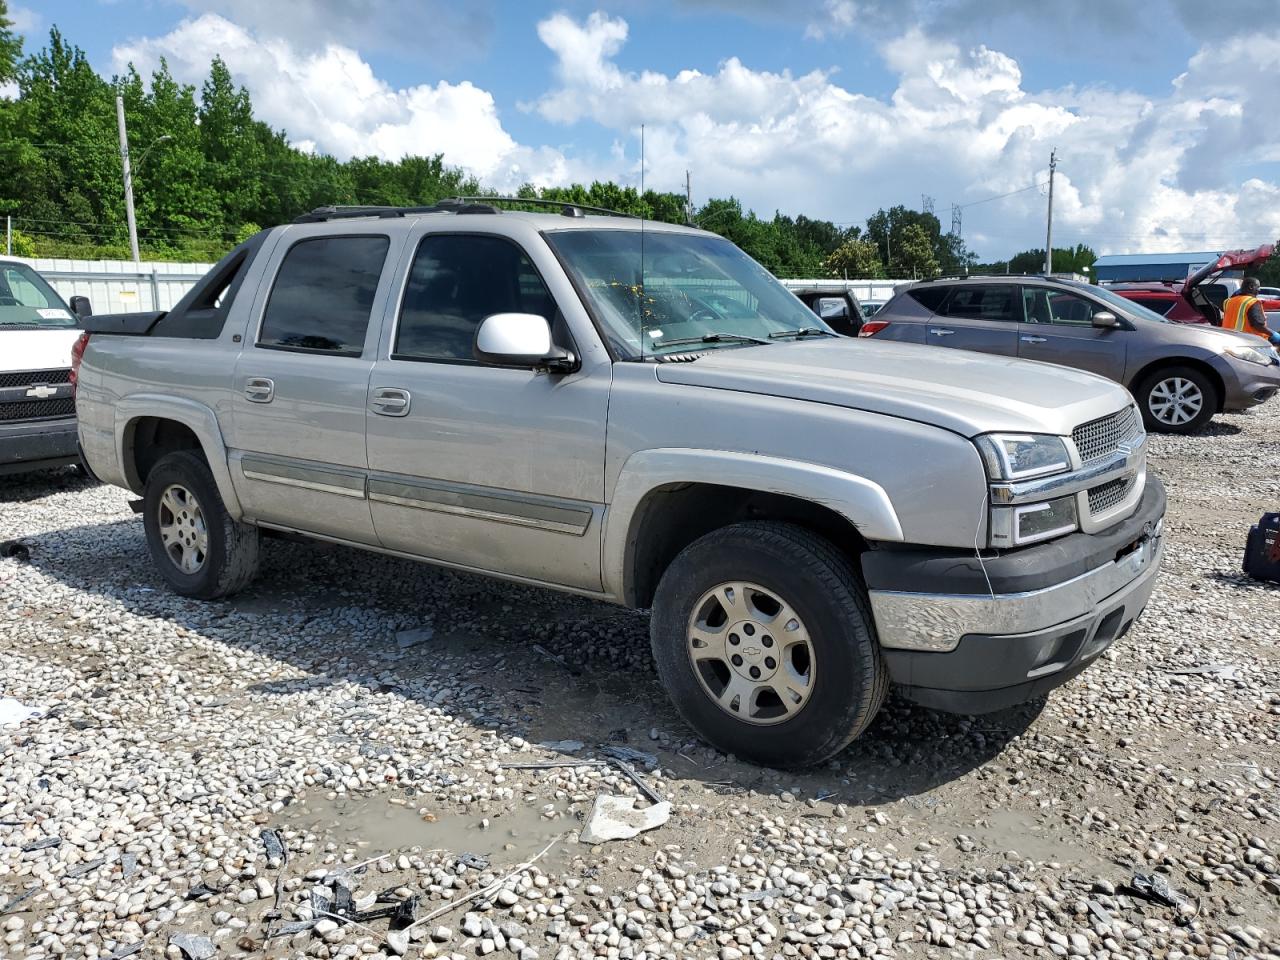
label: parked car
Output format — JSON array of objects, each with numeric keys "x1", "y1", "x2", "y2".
[
  {"x1": 1104, "y1": 244, "x2": 1278, "y2": 324},
  {"x1": 0, "y1": 258, "x2": 93, "y2": 475},
  {"x1": 1260, "y1": 286, "x2": 1280, "y2": 299},
  {"x1": 861, "y1": 300, "x2": 886, "y2": 319},
  {"x1": 779, "y1": 279, "x2": 862, "y2": 336},
  {"x1": 75, "y1": 201, "x2": 1164, "y2": 767},
  {"x1": 866, "y1": 274, "x2": 1280, "y2": 433}
]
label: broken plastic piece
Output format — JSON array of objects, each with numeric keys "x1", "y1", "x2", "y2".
[
  {"x1": 21, "y1": 837, "x2": 61, "y2": 852},
  {"x1": 169, "y1": 933, "x2": 216, "y2": 960},
  {"x1": 185, "y1": 882, "x2": 223, "y2": 901},
  {"x1": 0, "y1": 697, "x2": 41, "y2": 727},
  {"x1": 396, "y1": 627, "x2": 435, "y2": 649},
  {"x1": 260, "y1": 828, "x2": 285, "y2": 861},
  {"x1": 1129, "y1": 872, "x2": 1194, "y2": 913},
  {"x1": 580, "y1": 796, "x2": 672, "y2": 843},
  {"x1": 600, "y1": 745, "x2": 658, "y2": 768}
]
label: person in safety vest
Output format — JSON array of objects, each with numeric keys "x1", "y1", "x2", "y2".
[{"x1": 1222, "y1": 276, "x2": 1280, "y2": 345}]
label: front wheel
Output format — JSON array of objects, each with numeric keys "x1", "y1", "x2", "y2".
[
  {"x1": 1136, "y1": 366, "x2": 1217, "y2": 433},
  {"x1": 142, "y1": 451, "x2": 260, "y2": 599},
  {"x1": 650, "y1": 522, "x2": 887, "y2": 768}
]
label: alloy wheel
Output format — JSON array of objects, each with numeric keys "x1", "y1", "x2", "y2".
[
  {"x1": 1148, "y1": 377, "x2": 1203, "y2": 427},
  {"x1": 686, "y1": 581, "x2": 816, "y2": 726},
  {"x1": 157, "y1": 484, "x2": 209, "y2": 574}
]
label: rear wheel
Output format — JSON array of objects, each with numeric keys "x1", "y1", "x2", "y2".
[
  {"x1": 1136, "y1": 366, "x2": 1217, "y2": 433},
  {"x1": 650, "y1": 521, "x2": 887, "y2": 768},
  {"x1": 142, "y1": 451, "x2": 260, "y2": 599}
]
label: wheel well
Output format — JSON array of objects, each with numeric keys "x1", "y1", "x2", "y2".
[
  {"x1": 625, "y1": 483, "x2": 869, "y2": 608},
  {"x1": 1129, "y1": 357, "x2": 1225, "y2": 413},
  {"x1": 126, "y1": 417, "x2": 205, "y2": 489}
]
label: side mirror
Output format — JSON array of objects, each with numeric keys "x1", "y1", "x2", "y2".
[
  {"x1": 69, "y1": 295, "x2": 93, "y2": 319},
  {"x1": 1092, "y1": 310, "x2": 1121, "y2": 329},
  {"x1": 474, "y1": 313, "x2": 576, "y2": 371}
]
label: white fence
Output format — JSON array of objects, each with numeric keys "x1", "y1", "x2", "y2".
[
  {"x1": 18, "y1": 257, "x2": 213, "y2": 314},
  {"x1": 781, "y1": 278, "x2": 912, "y2": 304}
]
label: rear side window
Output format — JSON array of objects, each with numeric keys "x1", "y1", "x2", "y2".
[
  {"x1": 394, "y1": 234, "x2": 555, "y2": 362},
  {"x1": 939, "y1": 285, "x2": 1015, "y2": 322},
  {"x1": 259, "y1": 236, "x2": 389, "y2": 356},
  {"x1": 907, "y1": 286, "x2": 948, "y2": 311}
]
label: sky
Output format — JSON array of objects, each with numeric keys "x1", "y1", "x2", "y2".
[{"x1": 12, "y1": 0, "x2": 1280, "y2": 261}]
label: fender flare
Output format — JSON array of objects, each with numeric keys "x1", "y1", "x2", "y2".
[
  {"x1": 602, "y1": 448, "x2": 904, "y2": 601},
  {"x1": 114, "y1": 395, "x2": 244, "y2": 518}
]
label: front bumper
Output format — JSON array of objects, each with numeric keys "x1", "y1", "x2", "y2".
[
  {"x1": 1219, "y1": 355, "x2": 1280, "y2": 410},
  {"x1": 0, "y1": 417, "x2": 80, "y2": 476},
  {"x1": 863, "y1": 476, "x2": 1166, "y2": 713}
]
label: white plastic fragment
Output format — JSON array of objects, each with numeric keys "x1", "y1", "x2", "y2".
[
  {"x1": 579, "y1": 796, "x2": 672, "y2": 844},
  {"x1": 0, "y1": 697, "x2": 40, "y2": 727}
]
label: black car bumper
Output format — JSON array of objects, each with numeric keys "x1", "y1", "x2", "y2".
[
  {"x1": 0, "y1": 417, "x2": 80, "y2": 476},
  {"x1": 863, "y1": 476, "x2": 1166, "y2": 714}
]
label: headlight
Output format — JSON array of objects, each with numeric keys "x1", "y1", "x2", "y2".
[
  {"x1": 1225, "y1": 343, "x2": 1278, "y2": 366},
  {"x1": 976, "y1": 433, "x2": 1071, "y2": 481},
  {"x1": 990, "y1": 495, "x2": 1079, "y2": 548}
]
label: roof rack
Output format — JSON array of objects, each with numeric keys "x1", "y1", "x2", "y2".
[
  {"x1": 293, "y1": 196, "x2": 640, "y2": 225},
  {"x1": 455, "y1": 196, "x2": 640, "y2": 219},
  {"x1": 926, "y1": 273, "x2": 1082, "y2": 283}
]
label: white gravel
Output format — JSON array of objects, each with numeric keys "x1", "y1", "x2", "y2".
[{"x1": 1, "y1": 410, "x2": 1278, "y2": 960}]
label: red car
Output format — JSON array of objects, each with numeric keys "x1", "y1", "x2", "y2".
[{"x1": 1106, "y1": 244, "x2": 1279, "y2": 324}]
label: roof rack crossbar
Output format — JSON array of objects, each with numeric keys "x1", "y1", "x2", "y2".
[{"x1": 455, "y1": 196, "x2": 640, "y2": 219}]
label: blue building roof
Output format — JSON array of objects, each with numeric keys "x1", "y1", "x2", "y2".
[{"x1": 1093, "y1": 250, "x2": 1222, "y2": 282}]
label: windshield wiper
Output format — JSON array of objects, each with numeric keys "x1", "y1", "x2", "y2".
[
  {"x1": 768, "y1": 327, "x2": 836, "y2": 340},
  {"x1": 655, "y1": 332, "x2": 771, "y2": 347}
]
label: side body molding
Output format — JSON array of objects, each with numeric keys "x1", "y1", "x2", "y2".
[
  {"x1": 114, "y1": 394, "x2": 244, "y2": 518},
  {"x1": 602, "y1": 448, "x2": 905, "y2": 602}
]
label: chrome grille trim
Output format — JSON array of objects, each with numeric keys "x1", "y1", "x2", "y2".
[{"x1": 1072, "y1": 406, "x2": 1144, "y2": 464}]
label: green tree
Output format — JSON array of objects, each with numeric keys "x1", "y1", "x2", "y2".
[
  {"x1": 824, "y1": 238, "x2": 884, "y2": 278},
  {"x1": 891, "y1": 223, "x2": 939, "y2": 278},
  {"x1": 1002, "y1": 243, "x2": 1097, "y2": 276},
  {"x1": 0, "y1": 1, "x2": 22, "y2": 83}
]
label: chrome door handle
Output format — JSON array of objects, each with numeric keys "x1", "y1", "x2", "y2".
[
  {"x1": 370, "y1": 387, "x2": 411, "y2": 417},
  {"x1": 929, "y1": 327, "x2": 955, "y2": 337},
  {"x1": 244, "y1": 377, "x2": 274, "y2": 403},
  {"x1": 1020, "y1": 336, "x2": 1047, "y2": 344}
]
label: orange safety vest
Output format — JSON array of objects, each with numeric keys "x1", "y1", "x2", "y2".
[{"x1": 1222, "y1": 294, "x2": 1267, "y2": 340}]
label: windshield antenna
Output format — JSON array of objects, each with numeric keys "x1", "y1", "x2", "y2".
[{"x1": 639, "y1": 123, "x2": 646, "y2": 362}]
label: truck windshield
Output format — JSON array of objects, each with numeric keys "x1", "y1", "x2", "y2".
[
  {"x1": 0, "y1": 263, "x2": 75, "y2": 327},
  {"x1": 546, "y1": 229, "x2": 829, "y2": 358}
]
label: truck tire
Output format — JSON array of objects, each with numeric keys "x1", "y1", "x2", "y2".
[
  {"x1": 142, "y1": 450, "x2": 260, "y2": 600},
  {"x1": 1135, "y1": 365, "x2": 1217, "y2": 434},
  {"x1": 650, "y1": 521, "x2": 887, "y2": 768}
]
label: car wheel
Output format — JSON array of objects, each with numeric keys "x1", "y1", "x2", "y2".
[
  {"x1": 142, "y1": 450, "x2": 260, "y2": 599},
  {"x1": 1137, "y1": 366, "x2": 1218, "y2": 434},
  {"x1": 650, "y1": 521, "x2": 887, "y2": 768}
]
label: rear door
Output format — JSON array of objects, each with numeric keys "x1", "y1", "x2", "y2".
[
  {"x1": 925, "y1": 285, "x2": 1020, "y2": 356},
  {"x1": 1017, "y1": 285, "x2": 1127, "y2": 382},
  {"x1": 229, "y1": 230, "x2": 400, "y2": 544}
]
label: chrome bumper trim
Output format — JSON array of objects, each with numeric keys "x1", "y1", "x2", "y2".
[{"x1": 870, "y1": 523, "x2": 1164, "y2": 653}]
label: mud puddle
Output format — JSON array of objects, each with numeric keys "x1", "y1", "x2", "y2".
[{"x1": 280, "y1": 794, "x2": 584, "y2": 873}]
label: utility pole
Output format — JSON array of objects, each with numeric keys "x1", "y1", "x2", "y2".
[
  {"x1": 116, "y1": 95, "x2": 140, "y2": 265},
  {"x1": 1044, "y1": 148, "x2": 1057, "y2": 276},
  {"x1": 5, "y1": 216, "x2": 10, "y2": 256},
  {"x1": 685, "y1": 169, "x2": 692, "y2": 224}
]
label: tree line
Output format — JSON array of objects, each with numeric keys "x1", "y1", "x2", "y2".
[{"x1": 0, "y1": 7, "x2": 1145, "y2": 283}]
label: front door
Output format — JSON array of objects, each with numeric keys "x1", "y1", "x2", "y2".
[
  {"x1": 229, "y1": 232, "x2": 397, "y2": 544},
  {"x1": 365, "y1": 231, "x2": 609, "y2": 591},
  {"x1": 927, "y1": 285, "x2": 1020, "y2": 356},
  {"x1": 1017, "y1": 286, "x2": 1127, "y2": 381}
]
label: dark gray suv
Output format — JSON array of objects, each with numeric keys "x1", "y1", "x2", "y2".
[{"x1": 866, "y1": 275, "x2": 1280, "y2": 432}]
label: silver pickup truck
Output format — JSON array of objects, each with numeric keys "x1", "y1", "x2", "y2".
[{"x1": 74, "y1": 201, "x2": 1165, "y2": 767}]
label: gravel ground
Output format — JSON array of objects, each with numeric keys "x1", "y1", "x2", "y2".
[{"x1": 1, "y1": 411, "x2": 1278, "y2": 960}]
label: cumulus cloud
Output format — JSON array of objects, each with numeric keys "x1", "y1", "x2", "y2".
[
  {"x1": 174, "y1": 0, "x2": 493, "y2": 62},
  {"x1": 111, "y1": 14, "x2": 582, "y2": 190},
  {"x1": 7, "y1": 3, "x2": 42, "y2": 34},
  {"x1": 530, "y1": 12, "x2": 1280, "y2": 254}
]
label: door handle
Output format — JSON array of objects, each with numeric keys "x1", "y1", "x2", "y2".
[
  {"x1": 244, "y1": 377, "x2": 274, "y2": 403},
  {"x1": 929, "y1": 327, "x2": 955, "y2": 337},
  {"x1": 370, "y1": 387, "x2": 411, "y2": 417},
  {"x1": 1020, "y1": 336, "x2": 1047, "y2": 344}
]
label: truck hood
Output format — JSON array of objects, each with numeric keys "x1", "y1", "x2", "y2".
[
  {"x1": 654, "y1": 339, "x2": 1130, "y2": 438},
  {"x1": 0, "y1": 328, "x2": 82, "y2": 371}
]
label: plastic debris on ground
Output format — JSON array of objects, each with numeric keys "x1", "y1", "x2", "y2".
[
  {"x1": 538, "y1": 739, "x2": 584, "y2": 753},
  {"x1": 169, "y1": 932, "x2": 216, "y2": 960},
  {"x1": 599, "y1": 744, "x2": 658, "y2": 768},
  {"x1": 580, "y1": 795, "x2": 672, "y2": 843},
  {"x1": 0, "y1": 697, "x2": 41, "y2": 727},
  {"x1": 395, "y1": 626, "x2": 434, "y2": 649},
  {"x1": 455, "y1": 852, "x2": 490, "y2": 871},
  {"x1": 1128, "y1": 872, "x2": 1196, "y2": 918}
]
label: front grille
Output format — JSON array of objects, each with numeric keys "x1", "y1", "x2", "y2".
[
  {"x1": 1073, "y1": 406, "x2": 1143, "y2": 463},
  {"x1": 0, "y1": 397, "x2": 76, "y2": 422},
  {"x1": 1088, "y1": 474, "x2": 1135, "y2": 516},
  {"x1": 0, "y1": 368, "x2": 72, "y2": 389}
]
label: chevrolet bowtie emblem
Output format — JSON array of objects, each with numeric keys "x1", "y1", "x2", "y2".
[{"x1": 25, "y1": 385, "x2": 58, "y2": 399}]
